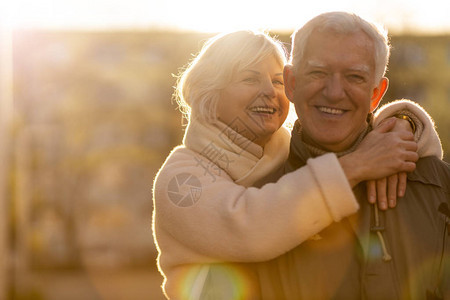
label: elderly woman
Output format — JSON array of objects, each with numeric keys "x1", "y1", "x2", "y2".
[{"x1": 152, "y1": 30, "x2": 441, "y2": 299}]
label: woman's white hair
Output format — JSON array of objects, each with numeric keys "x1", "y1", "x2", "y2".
[
  {"x1": 174, "y1": 30, "x2": 287, "y2": 123},
  {"x1": 290, "y1": 11, "x2": 390, "y2": 82}
]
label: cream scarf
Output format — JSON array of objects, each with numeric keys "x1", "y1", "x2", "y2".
[{"x1": 183, "y1": 118, "x2": 290, "y2": 187}]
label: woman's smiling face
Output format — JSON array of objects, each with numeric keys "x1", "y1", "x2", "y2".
[{"x1": 216, "y1": 55, "x2": 290, "y2": 147}]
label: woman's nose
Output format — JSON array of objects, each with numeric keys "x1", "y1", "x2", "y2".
[{"x1": 261, "y1": 79, "x2": 276, "y2": 98}]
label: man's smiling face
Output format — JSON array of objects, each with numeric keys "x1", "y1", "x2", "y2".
[{"x1": 287, "y1": 29, "x2": 386, "y2": 152}]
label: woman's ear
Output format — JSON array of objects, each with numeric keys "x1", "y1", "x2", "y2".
[
  {"x1": 370, "y1": 77, "x2": 389, "y2": 112},
  {"x1": 283, "y1": 64, "x2": 296, "y2": 103}
]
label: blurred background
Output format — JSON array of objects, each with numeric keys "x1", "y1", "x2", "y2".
[{"x1": 0, "y1": 0, "x2": 449, "y2": 299}]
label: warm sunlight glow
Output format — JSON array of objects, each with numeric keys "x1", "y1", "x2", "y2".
[{"x1": 2, "y1": 0, "x2": 450, "y2": 33}]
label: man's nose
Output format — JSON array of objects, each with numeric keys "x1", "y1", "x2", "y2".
[{"x1": 323, "y1": 74, "x2": 345, "y2": 101}]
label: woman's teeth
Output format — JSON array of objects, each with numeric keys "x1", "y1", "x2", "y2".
[{"x1": 250, "y1": 107, "x2": 276, "y2": 114}]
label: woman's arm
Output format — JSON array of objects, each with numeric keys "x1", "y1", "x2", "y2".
[
  {"x1": 153, "y1": 149, "x2": 358, "y2": 263},
  {"x1": 153, "y1": 120, "x2": 417, "y2": 263},
  {"x1": 339, "y1": 119, "x2": 418, "y2": 187},
  {"x1": 367, "y1": 99, "x2": 443, "y2": 209},
  {"x1": 154, "y1": 124, "x2": 419, "y2": 265},
  {"x1": 374, "y1": 99, "x2": 443, "y2": 159}
]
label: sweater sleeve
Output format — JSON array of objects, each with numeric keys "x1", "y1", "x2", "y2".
[
  {"x1": 373, "y1": 99, "x2": 443, "y2": 159},
  {"x1": 153, "y1": 150, "x2": 358, "y2": 264}
]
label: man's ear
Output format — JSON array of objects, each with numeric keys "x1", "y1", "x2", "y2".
[
  {"x1": 370, "y1": 77, "x2": 389, "y2": 112},
  {"x1": 283, "y1": 64, "x2": 296, "y2": 103}
]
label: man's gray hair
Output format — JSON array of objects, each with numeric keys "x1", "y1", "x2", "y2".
[{"x1": 290, "y1": 11, "x2": 390, "y2": 82}]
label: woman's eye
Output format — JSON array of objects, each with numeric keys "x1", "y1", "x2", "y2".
[
  {"x1": 273, "y1": 80, "x2": 284, "y2": 86},
  {"x1": 243, "y1": 77, "x2": 258, "y2": 83}
]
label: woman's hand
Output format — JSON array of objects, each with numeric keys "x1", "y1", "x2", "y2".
[
  {"x1": 366, "y1": 172, "x2": 407, "y2": 210},
  {"x1": 339, "y1": 118, "x2": 418, "y2": 189},
  {"x1": 366, "y1": 117, "x2": 415, "y2": 210}
]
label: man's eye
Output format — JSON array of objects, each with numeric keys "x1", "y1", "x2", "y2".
[
  {"x1": 309, "y1": 71, "x2": 326, "y2": 78},
  {"x1": 349, "y1": 75, "x2": 365, "y2": 83}
]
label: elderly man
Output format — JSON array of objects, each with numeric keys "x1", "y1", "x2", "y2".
[{"x1": 257, "y1": 12, "x2": 450, "y2": 300}]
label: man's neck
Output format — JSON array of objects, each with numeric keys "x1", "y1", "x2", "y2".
[
  {"x1": 285, "y1": 121, "x2": 372, "y2": 175},
  {"x1": 301, "y1": 125, "x2": 372, "y2": 157},
  {"x1": 301, "y1": 125, "x2": 372, "y2": 158}
]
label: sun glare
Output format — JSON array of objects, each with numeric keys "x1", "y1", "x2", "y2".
[
  {"x1": 1, "y1": 0, "x2": 57, "y2": 29},
  {"x1": 1, "y1": 0, "x2": 449, "y2": 33}
]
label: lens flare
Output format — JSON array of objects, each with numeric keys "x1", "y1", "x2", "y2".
[{"x1": 174, "y1": 263, "x2": 258, "y2": 299}]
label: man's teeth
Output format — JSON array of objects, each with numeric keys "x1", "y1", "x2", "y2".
[
  {"x1": 318, "y1": 106, "x2": 344, "y2": 115},
  {"x1": 250, "y1": 107, "x2": 276, "y2": 114}
]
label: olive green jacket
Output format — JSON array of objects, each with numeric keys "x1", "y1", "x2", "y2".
[{"x1": 258, "y1": 150, "x2": 450, "y2": 299}]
